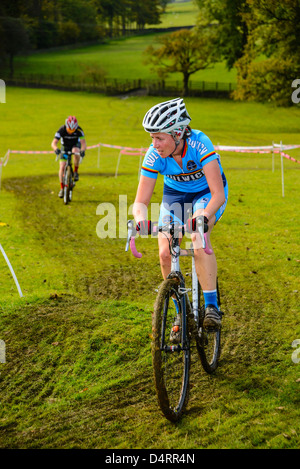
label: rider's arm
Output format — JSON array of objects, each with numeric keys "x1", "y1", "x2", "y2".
[
  {"x1": 80, "y1": 138, "x2": 86, "y2": 152},
  {"x1": 133, "y1": 175, "x2": 156, "y2": 223},
  {"x1": 51, "y1": 138, "x2": 59, "y2": 152},
  {"x1": 202, "y1": 160, "x2": 225, "y2": 221}
]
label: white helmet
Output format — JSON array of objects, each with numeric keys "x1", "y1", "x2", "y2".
[{"x1": 142, "y1": 98, "x2": 191, "y2": 139}]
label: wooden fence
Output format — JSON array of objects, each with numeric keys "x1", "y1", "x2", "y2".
[{"x1": 6, "y1": 74, "x2": 236, "y2": 98}]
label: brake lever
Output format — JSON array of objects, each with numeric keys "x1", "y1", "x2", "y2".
[
  {"x1": 125, "y1": 220, "x2": 142, "y2": 258},
  {"x1": 125, "y1": 220, "x2": 134, "y2": 252}
]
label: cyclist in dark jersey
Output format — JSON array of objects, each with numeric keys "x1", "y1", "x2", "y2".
[
  {"x1": 133, "y1": 98, "x2": 228, "y2": 331},
  {"x1": 51, "y1": 116, "x2": 86, "y2": 198}
]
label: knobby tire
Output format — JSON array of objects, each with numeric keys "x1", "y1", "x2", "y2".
[
  {"x1": 64, "y1": 166, "x2": 72, "y2": 205},
  {"x1": 152, "y1": 277, "x2": 191, "y2": 422},
  {"x1": 196, "y1": 281, "x2": 221, "y2": 374}
]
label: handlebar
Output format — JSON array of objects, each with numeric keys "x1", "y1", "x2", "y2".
[
  {"x1": 55, "y1": 150, "x2": 82, "y2": 164},
  {"x1": 125, "y1": 219, "x2": 213, "y2": 259}
]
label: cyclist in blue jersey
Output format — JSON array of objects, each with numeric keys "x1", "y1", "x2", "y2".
[{"x1": 132, "y1": 98, "x2": 228, "y2": 332}]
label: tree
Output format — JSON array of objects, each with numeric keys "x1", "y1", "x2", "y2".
[
  {"x1": 144, "y1": 28, "x2": 217, "y2": 96},
  {"x1": 233, "y1": 0, "x2": 300, "y2": 105},
  {"x1": 195, "y1": 0, "x2": 250, "y2": 69},
  {"x1": 130, "y1": 0, "x2": 161, "y2": 30},
  {"x1": 58, "y1": 0, "x2": 99, "y2": 42},
  {"x1": 0, "y1": 16, "x2": 30, "y2": 77},
  {"x1": 96, "y1": 0, "x2": 120, "y2": 37},
  {"x1": 159, "y1": 0, "x2": 171, "y2": 14}
]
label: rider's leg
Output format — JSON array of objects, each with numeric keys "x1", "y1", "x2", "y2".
[
  {"x1": 58, "y1": 160, "x2": 66, "y2": 197},
  {"x1": 191, "y1": 214, "x2": 221, "y2": 328},
  {"x1": 158, "y1": 232, "x2": 181, "y2": 342},
  {"x1": 191, "y1": 183, "x2": 227, "y2": 312},
  {"x1": 158, "y1": 208, "x2": 184, "y2": 279},
  {"x1": 191, "y1": 213, "x2": 219, "y2": 306},
  {"x1": 158, "y1": 233, "x2": 172, "y2": 280},
  {"x1": 73, "y1": 147, "x2": 80, "y2": 179},
  {"x1": 59, "y1": 160, "x2": 66, "y2": 187}
]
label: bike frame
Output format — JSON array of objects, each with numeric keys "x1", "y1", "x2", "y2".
[
  {"x1": 126, "y1": 217, "x2": 211, "y2": 326},
  {"x1": 126, "y1": 218, "x2": 222, "y2": 420},
  {"x1": 56, "y1": 149, "x2": 82, "y2": 173},
  {"x1": 56, "y1": 150, "x2": 79, "y2": 204},
  {"x1": 62, "y1": 151, "x2": 73, "y2": 171}
]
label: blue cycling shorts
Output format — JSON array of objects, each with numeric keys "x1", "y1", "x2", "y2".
[{"x1": 159, "y1": 174, "x2": 228, "y2": 226}]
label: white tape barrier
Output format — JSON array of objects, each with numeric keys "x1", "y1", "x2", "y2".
[
  {"x1": 1, "y1": 142, "x2": 299, "y2": 193},
  {"x1": 0, "y1": 151, "x2": 10, "y2": 190},
  {"x1": 214, "y1": 144, "x2": 300, "y2": 163},
  {"x1": 0, "y1": 243, "x2": 23, "y2": 297},
  {"x1": 3, "y1": 141, "x2": 300, "y2": 159},
  {"x1": 215, "y1": 144, "x2": 300, "y2": 153}
]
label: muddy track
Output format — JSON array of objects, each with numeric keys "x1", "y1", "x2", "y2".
[{"x1": 3, "y1": 174, "x2": 160, "y2": 302}]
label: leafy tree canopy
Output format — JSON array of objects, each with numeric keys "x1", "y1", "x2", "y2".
[
  {"x1": 196, "y1": 0, "x2": 300, "y2": 105},
  {"x1": 144, "y1": 28, "x2": 218, "y2": 96}
]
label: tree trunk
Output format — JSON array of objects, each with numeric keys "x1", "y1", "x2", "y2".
[
  {"x1": 182, "y1": 73, "x2": 190, "y2": 97},
  {"x1": 9, "y1": 54, "x2": 14, "y2": 78}
]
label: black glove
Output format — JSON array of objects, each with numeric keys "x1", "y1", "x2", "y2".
[
  {"x1": 80, "y1": 150, "x2": 85, "y2": 157},
  {"x1": 186, "y1": 216, "x2": 209, "y2": 233},
  {"x1": 136, "y1": 220, "x2": 152, "y2": 235},
  {"x1": 55, "y1": 148, "x2": 61, "y2": 155}
]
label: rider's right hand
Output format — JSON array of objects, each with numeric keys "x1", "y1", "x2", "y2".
[
  {"x1": 55, "y1": 148, "x2": 61, "y2": 155},
  {"x1": 136, "y1": 220, "x2": 152, "y2": 235}
]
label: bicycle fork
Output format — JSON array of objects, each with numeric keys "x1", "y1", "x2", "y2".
[
  {"x1": 191, "y1": 256, "x2": 199, "y2": 325},
  {"x1": 166, "y1": 245, "x2": 191, "y2": 352}
]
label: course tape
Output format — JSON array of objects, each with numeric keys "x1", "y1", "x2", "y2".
[
  {"x1": 214, "y1": 144, "x2": 300, "y2": 164},
  {"x1": 2, "y1": 142, "x2": 300, "y2": 164},
  {"x1": 5, "y1": 143, "x2": 148, "y2": 155},
  {"x1": 0, "y1": 243, "x2": 23, "y2": 298},
  {"x1": 280, "y1": 152, "x2": 300, "y2": 164}
]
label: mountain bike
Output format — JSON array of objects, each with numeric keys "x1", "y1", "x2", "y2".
[
  {"x1": 56, "y1": 150, "x2": 79, "y2": 205},
  {"x1": 126, "y1": 218, "x2": 223, "y2": 422}
]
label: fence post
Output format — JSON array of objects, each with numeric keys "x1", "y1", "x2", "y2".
[{"x1": 280, "y1": 141, "x2": 284, "y2": 197}]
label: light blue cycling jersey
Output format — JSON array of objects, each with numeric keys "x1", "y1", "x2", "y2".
[{"x1": 141, "y1": 129, "x2": 224, "y2": 193}]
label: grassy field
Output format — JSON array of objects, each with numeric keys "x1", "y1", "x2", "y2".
[
  {"x1": 9, "y1": 0, "x2": 236, "y2": 85},
  {"x1": 12, "y1": 34, "x2": 236, "y2": 84},
  {"x1": 146, "y1": 0, "x2": 199, "y2": 28},
  {"x1": 0, "y1": 87, "x2": 299, "y2": 449}
]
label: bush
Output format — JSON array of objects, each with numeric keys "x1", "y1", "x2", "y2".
[{"x1": 58, "y1": 20, "x2": 81, "y2": 46}]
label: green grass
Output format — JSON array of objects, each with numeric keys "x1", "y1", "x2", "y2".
[
  {"x1": 14, "y1": 34, "x2": 158, "y2": 80},
  {"x1": 0, "y1": 88, "x2": 300, "y2": 448},
  {"x1": 147, "y1": 0, "x2": 199, "y2": 28},
  {"x1": 7, "y1": 1, "x2": 236, "y2": 85},
  {"x1": 12, "y1": 33, "x2": 236, "y2": 84}
]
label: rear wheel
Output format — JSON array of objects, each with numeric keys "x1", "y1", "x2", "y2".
[
  {"x1": 152, "y1": 277, "x2": 190, "y2": 422},
  {"x1": 196, "y1": 281, "x2": 222, "y2": 374}
]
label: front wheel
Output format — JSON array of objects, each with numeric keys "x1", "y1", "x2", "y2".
[
  {"x1": 152, "y1": 277, "x2": 190, "y2": 422},
  {"x1": 63, "y1": 166, "x2": 71, "y2": 205}
]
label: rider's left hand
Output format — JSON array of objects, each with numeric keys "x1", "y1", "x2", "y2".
[{"x1": 186, "y1": 216, "x2": 209, "y2": 233}]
